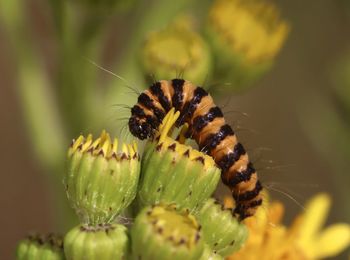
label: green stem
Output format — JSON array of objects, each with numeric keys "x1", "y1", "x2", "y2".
[
  {"x1": 0, "y1": 0, "x2": 66, "y2": 172},
  {"x1": 52, "y1": 2, "x2": 108, "y2": 137},
  {"x1": 0, "y1": 0, "x2": 77, "y2": 229}
]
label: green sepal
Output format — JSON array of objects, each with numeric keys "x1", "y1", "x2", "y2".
[
  {"x1": 195, "y1": 198, "x2": 248, "y2": 257},
  {"x1": 64, "y1": 224, "x2": 128, "y2": 260}
]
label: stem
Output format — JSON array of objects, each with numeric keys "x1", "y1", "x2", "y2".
[
  {"x1": 52, "y1": 2, "x2": 109, "y2": 137},
  {"x1": 0, "y1": 0, "x2": 66, "y2": 172},
  {"x1": 0, "y1": 0, "x2": 77, "y2": 229}
]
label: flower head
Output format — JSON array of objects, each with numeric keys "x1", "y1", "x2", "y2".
[
  {"x1": 64, "y1": 223, "x2": 128, "y2": 260},
  {"x1": 209, "y1": 0, "x2": 289, "y2": 65},
  {"x1": 207, "y1": 0, "x2": 289, "y2": 90},
  {"x1": 66, "y1": 130, "x2": 140, "y2": 225},
  {"x1": 16, "y1": 233, "x2": 64, "y2": 260},
  {"x1": 130, "y1": 204, "x2": 204, "y2": 259},
  {"x1": 226, "y1": 193, "x2": 350, "y2": 259},
  {"x1": 195, "y1": 198, "x2": 248, "y2": 257},
  {"x1": 142, "y1": 19, "x2": 212, "y2": 85},
  {"x1": 136, "y1": 108, "x2": 221, "y2": 211}
]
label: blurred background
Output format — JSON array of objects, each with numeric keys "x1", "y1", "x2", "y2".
[{"x1": 0, "y1": 0, "x2": 349, "y2": 259}]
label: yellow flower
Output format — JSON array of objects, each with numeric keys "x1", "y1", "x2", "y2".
[
  {"x1": 206, "y1": 0, "x2": 290, "y2": 90},
  {"x1": 226, "y1": 193, "x2": 350, "y2": 260},
  {"x1": 142, "y1": 18, "x2": 212, "y2": 85},
  {"x1": 209, "y1": 0, "x2": 289, "y2": 65}
]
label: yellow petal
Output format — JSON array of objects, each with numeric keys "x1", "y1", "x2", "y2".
[
  {"x1": 72, "y1": 135, "x2": 84, "y2": 152},
  {"x1": 159, "y1": 108, "x2": 179, "y2": 142},
  {"x1": 298, "y1": 193, "x2": 331, "y2": 246},
  {"x1": 112, "y1": 138, "x2": 118, "y2": 154},
  {"x1": 311, "y1": 223, "x2": 350, "y2": 258},
  {"x1": 81, "y1": 134, "x2": 93, "y2": 152},
  {"x1": 268, "y1": 202, "x2": 284, "y2": 225},
  {"x1": 122, "y1": 143, "x2": 128, "y2": 154}
]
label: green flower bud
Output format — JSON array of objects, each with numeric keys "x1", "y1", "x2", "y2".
[
  {"x1": 195, "y1": 198, "x2": 248, "y2": 257},
  {"x1": 64, "y1": 224, "x2": 128, "y2": 260},
  {"x1": 66, "y1": 131, "x2": 140, "y2": 225},
  {"x1": 207, "y1": 0, "x2": 289, "y2": 91},
  {"x1": 142, "y1": 20, "x2": 212, "y2": 86},
  {"x1": 16, "y1": 233, "x2": 64, "y2": 260},
  {"x1": 131, "y1": 204, "x2": 204, "y2": 260},
  {"x1": 137, "y1": 109, "x2": 221, "y2": 211}
]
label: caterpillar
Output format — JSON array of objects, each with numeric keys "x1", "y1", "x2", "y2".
[{"x1": 128, "y1": 79, "x2": 262, "y2": 220}]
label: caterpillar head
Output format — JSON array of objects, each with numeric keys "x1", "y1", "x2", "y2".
[{"x1": 128, "y1": 116, "x2": 154, "y2": 140}]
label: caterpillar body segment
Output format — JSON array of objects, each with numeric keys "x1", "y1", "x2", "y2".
[{"x1": 128, "y1": 79, "x2": 262, "y2": 220}]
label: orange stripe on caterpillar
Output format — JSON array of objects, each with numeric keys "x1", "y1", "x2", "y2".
[{"x1": 129, "y1": 79, "x2": 263, "y2": 220}]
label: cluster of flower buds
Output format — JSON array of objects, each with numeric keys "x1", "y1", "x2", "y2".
[
  {"x1": 140, "y1": 0, "x2": 289, "y2": 92},
  {"x1": 130, "y1": 109, "x2": 248, "y2": 259},
  {"x1": 17, "y1": 110, "x2": 248, "y2": 259},
  {"x1": 62, "y1": 131, "x2": 140, "y2": 259}
]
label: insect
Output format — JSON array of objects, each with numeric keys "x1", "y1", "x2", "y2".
[{"x1": 128, "y1": 79, "x2": 262, "y2": 220}]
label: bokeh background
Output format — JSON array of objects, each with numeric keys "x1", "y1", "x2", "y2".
[{"x1": 1, "y1": 0, "x2": 350, "y2": 259}]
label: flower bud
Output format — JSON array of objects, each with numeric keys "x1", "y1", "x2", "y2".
[
  {"x1": 137, "y1": 109, "x2": 221, "y2": 211},
  {"x1": 64, "y1": 224, "x2": 128, "y2": 260},
  {"x1": 130, "y1": 204, "x2": 204, "y2": 260},
  {"x1": 195, "y1": 198, "x2": 248, "y2": 257},
  {"x1": 16, "y1": 233, "x2": 64, "y2": 260},
  {"x1": 141, "y1": 20, "x2": 212, "y2": 85},
  {"x1": 207, "y1": 0, "x2": 289, "y2": 91},
  {"x1": 66, "y1": 131, "x2": 140, "y2": 225}
]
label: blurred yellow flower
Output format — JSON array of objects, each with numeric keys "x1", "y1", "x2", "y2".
[
  {"x1": 209, "y1": 0, "x2": 289, "y2": 65},
  {"x1": 225, "y1": 193, "x2": 350, "y2": 260}
]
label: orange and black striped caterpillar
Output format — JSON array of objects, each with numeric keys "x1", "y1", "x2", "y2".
[{"x1": 129, "y1": 79, "x2": 262, "y2": 220}]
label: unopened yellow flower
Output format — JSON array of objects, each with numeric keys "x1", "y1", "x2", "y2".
[
  {"x1": 226, "y1": 193, "x2": 350, "y2": 260},
  {"x1": 65, "y1": 130, "x2": 140, "y2": 225},
  {"x1": 137, "y1": 108, "x2": 221, "y2": 211},
  {"x1": 209, "y1": 0, "x2": 289, "y2": 65},
  {"x1": 142, "y1": 19, "x2": 212, "y2": 85},
  {"x1": 207, "y1": 0, "x2": 290, "y2": 90}
]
